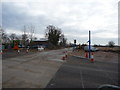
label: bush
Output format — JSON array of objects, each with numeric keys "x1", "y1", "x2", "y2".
[{"x1": 108, "y1": 41, "x2": 115, "y2": 47}]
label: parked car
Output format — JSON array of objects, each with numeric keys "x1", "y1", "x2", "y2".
[
  {"x1": 38, "y1": 46, "x2": 44, "y2": 51},
  {"x1": 18, "y1": 45, "x2": 25, "y2": 48},
  {"x1": 31, "y1": 45, "x2": 38, "y2": 48},
  {"x1": 84, "y1": 46, "x2": 99, "y2": 52}
]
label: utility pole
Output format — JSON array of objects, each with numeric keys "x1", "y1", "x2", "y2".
[{"x1": 89, "y1": 30, "x2": 91, "y2": 59}]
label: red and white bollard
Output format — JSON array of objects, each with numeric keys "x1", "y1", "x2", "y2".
[
  {"x1": 18, "y1": 49, "x2": 20, "y2": 53},
  {"x1": 0, "y1": 50, "x2": 3, "y2": 54},
  {"x1": 62, "y1": 51, "x2": 68, "y2": 60},
  {"x1": 85, "y1": 52, "x2": 88, "y2": 58},
  {"x1": 91, "y1": 52, "x2": 94, "y2": 62},
  {"x1": 26, "y1": 49, "x2": 29, "y2": 53},
  {"x1": 62, "y1": 56, "x2": 66, "y2": 60},
  {"x1": 65, "y1": 51, "x2": 68, "y2": 58}
]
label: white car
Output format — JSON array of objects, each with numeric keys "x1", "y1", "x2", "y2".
[
  {"x1": 84, "y1": 46, "x2": 99, "y2": 52},
  {"x1": 38, "y1": 46, "x2": 44, "y2": 51}
]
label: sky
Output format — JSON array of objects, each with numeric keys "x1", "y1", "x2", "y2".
[{"x1": 1, "y1": 0, "x2": 119, "y2": 45}]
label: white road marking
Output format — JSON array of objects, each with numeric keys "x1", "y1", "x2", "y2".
[{"x1": 80, "y1": 71, "x2": 84, "y2": 89}]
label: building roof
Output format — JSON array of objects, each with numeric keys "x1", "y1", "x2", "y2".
[{"x1": 33, "y1": 38, "x2": 48, "y2": 42}]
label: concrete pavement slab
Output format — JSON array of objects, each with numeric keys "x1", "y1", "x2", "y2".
[{"x1": 3, "y1": 49, "x2": 66, "y2": 88}]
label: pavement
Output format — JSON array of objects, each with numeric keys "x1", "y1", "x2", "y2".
[{"x1": 46, "y1": 56, "x2": 118, "y2": 89}]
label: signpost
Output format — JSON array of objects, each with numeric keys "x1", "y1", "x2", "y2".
[{"x1": 88, "y1": 31, "x2": 91, "y2": 59}]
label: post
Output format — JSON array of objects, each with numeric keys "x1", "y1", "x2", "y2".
[{"x1": 89, "y1": 31, "x2": 91, "y2": 59}]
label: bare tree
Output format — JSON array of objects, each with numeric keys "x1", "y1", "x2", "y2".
[
  {"x1": 1, "y1": 28, "x2": 10, "y2": 44},
  {"x1": 59, "y1": 34, "x2": 67, "y2": 47},
  {"x1": 29, "y1": 24, "x2": 35, "y2": 42},
  {"x1": 9, "y1": 33, "x2": 17, "y2": 41},
  {"x1": 22, "y1": 26, "x2": 28, "y2": 46}
]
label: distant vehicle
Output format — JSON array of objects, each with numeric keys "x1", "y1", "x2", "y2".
[
  {"x1": 38, "y1": 46, "x2": 44, "y2": 51},
  {"x1": 31, "y1": 45, "x2": 38, "y2": 48},
  {"x1": 84, "y1": 46, "x2": 99, "y2": 52},
  {"x1": 18, "y1": 45, "x2": 25, "y2": 48},
  {"x1": 31, "y1": 45, "x2": 46, "y2": 49}
]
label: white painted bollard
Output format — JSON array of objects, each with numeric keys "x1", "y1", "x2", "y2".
[
  {"x1": 18, "y1": 50, "x2": 20, "y2": 53},
  {"x1": 90, "y1": 52, "x2": 94, "y2": 62},
  {"x1": 26, "y1": 49, "x2": 29, "y2": 53},
  {"x1": 0, "y1": 50, "x2": 3, "y2": 54}
]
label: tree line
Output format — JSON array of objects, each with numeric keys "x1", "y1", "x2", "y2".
[{"x1": 0, "y1": 25, "x2": 67, "y2": 49}]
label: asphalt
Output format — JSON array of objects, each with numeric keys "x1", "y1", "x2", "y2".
[
  {"x1": 2, "y1": 49, "x2": 38, "y2": 59},
  {"x1": 45, "y1": 56, "x2": 118, "y2": 89}
]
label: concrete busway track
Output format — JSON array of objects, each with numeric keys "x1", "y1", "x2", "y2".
[{"x1": 3, "y1": 48, "x2": 69, "y2": 88}]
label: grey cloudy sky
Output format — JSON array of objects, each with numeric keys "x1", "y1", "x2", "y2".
[{"x1": 2, "y1": 0, "x2": 119, "y2": 45}]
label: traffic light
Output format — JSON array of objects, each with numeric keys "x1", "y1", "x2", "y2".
[{"x1": 74, "y1": 40, "x2": 76, "y2": 44}]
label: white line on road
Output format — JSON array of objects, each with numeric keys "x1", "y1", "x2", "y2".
[{"x1": 80, "y1": 71, "x2": 84, "y2": 89}]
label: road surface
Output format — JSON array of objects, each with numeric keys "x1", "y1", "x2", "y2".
[
  {"x1": 3, "y1": 48, "x2": 69, "y2": 88},
  {"x1": 46, "y1": 56, "x2": 118, "y2": 88},
  {"x1": 2, "y1": 48, "x2": 118, "y2": 89}
]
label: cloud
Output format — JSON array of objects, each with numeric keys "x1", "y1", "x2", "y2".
[{"x1": 2, "y1": 0, "x2": 119, "y2": 45}]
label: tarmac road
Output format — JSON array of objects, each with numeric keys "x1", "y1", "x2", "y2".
[{"x1": 46, "y1": 56, "x2": 118, "y2": 89}]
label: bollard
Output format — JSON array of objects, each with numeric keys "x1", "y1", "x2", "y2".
[
  {"x1": 65, "y1": 51, "x2": 68, "y2": 58},
  {"x1": 85, "y1": 52, "x2": 88, "y2": 58},
  {"x1": 62, "y1": 51, "x2": 68, "y2": 60},
  {"x1": 62, "y1": 56, "x2": 65, "y2": 60},
  {"x1": 91, "y1": 52, "x2": 94, "y2": 62},
  {"x1": 18, "y1": 50, "x2": 20, "y2": 53},
  {"x1": 26, "y1": 49, "x2": 29, "y2": 53},
  {"x1": 0, "y1": 50, "x2": 3, "y2": 54}
]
